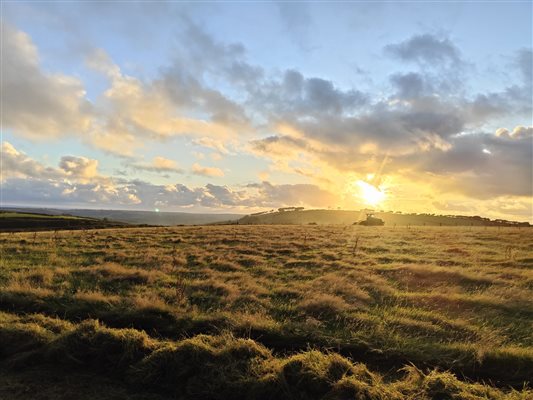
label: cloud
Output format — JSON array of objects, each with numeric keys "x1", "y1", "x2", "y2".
[
  {"x1": 2, "y1": 19, "x2": 531, "y2": 220},
  {"x1": 1, "y1": 142, "x2": 62, "y2": 180},
  {"x1": 247, "y1": 40, "x2": 531, "y2": 188},
  {"x1": 2, "y1": 178, "x2": 141, "y2": 206},
  {"x1": 192, "y1": 137, "x2": 232, "y2": 154},
  {"x1": 192, "y1": 163, "x2": 225, "y2": 177},
  {"x1": 280, "y1": 102, "x2": 461, "y2": 156},
  {"x1": 250, "y1": 123, "x2": 532, "y2": 204},
  {"x1": 82, "y1": 46, "x2": 250, "y2": 156},
  {"x1": 129, "y1": 157, "x2": 183, "y2": 174},
  {"x1": 2, "y1": 140, "x2": 530, "y2": 220},
  {"x1": 153, "y1": 157, "x2": 180, "y2": 171},
  {"x1": 495, "y1": 125, "x2": 532, "y2": 139},
  {"x1": 94, "y1": 61, "x2": 239, "y2": 140},
  {"x1": 251, "y1": 69, "x2": 367, "y2": 118},
  {"x1": 385, "y1": 33, "x2": 462, "y2": 66},
  {"x1": 2, "y1": 142, "x2": 340, "y2": 210},
  {"x1": 2, "y1": 21, "x2": 258, "y2": 158},
  {"x1": 2, "y1": 142, "x2": 108, "y2": 186},
  {"x1": 247, "y1": 181, "x2": 336, "y2": 208},
  {"x1": 135, "y1": 181, "x2": 335, "y2": 209},
  {"x1": 390, "y1": 72, "x2": 434, "y2": 99},
  {"x1": 1, "y1": 142, "x2": 139, "y2": 205},
  {"x1": 59, "y1": 156, "x2": 99, "y2": 183},
  {"x1": 84, "y1": 47, "x2": 121, "y2": 79},
  {"x1": 250, "y1": 135, "x2": 309, "y2": 159},
  {"x1": 1, "y1": 23, "x2": 92, "y2": 139},
  {"x1": 389, "y1": 126, "x2": 533, "y2": 200}
]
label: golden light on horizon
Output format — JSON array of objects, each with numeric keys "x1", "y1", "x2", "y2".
[{"x1": 356, "y1": 180, "x2": 386, "y2": 206}]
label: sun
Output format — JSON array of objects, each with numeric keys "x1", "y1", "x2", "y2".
[{"x1": 356, "y1": 180, "x2": 386, "y2": 206}]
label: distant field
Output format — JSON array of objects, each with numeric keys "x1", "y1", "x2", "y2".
[
  {"x1": 0, "y1": 212, "x2": 83, "y2": 219},
  {"x1": 0, "y1": 211, "x2": 129, "y2": 232},
  {"x1": 239, "y1": 209, "x2": 530, "y2": 227},
  {"x1": 1, "y1": 208, "x2": 243, "y2": 226},
  {"x1": 0, "y1": 225, "x2": 532, "y2": 399}
]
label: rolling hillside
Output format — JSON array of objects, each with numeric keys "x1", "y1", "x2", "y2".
[
  {"x1": 0, "y1": 212, "x2": 129, "y2": 232},
  {"x1": 1, "y1": 208, "x2": 242, "y2": 226},
  {"x1": 238, "y1": 209, "x2": 531, "y2": 227}
]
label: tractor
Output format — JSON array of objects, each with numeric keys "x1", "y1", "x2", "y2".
[{"x1": 356, "y1": 212, "x2": 384, "y2": 226}]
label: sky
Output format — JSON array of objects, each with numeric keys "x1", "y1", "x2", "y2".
[{"x1": 1, "y1": 1, "x2": 532, "y2": 221}]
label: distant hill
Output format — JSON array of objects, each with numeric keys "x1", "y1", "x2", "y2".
[
  {"x1": 1, "y1": 208, "x2": 242, "y2": 226},
  {"x1": 238, "y1": 209, "x2": 531, "y2": 227},
  {"x1": 0, "y1": 211, "x2": 129, "y2": 232}
]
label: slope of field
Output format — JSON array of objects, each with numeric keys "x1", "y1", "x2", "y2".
[
  {"x1": 2, "y1": 207, "x2": 242, "y2": 226},
  {"x1": 239, "y1": 209, "x2": 531, "y2": 227},
  {"x1": 0, "y1": 211, "x2": 129, "y2": 232},
  {"x1": 0, "y1": 225, "x2": 532, "y2": 399}
]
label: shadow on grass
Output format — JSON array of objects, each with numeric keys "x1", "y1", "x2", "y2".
[{"x1": 0, "y1": 289, "x2": 532, "y2": 389}]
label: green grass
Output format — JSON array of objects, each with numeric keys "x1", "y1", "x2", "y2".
[
  {"x1": 0, "y1": 212, "x2": 85, "y2": 219},
  {"x1": 0, "y1": 225, "x2": 531, "y2": 399}
]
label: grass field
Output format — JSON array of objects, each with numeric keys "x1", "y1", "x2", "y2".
[
  {"x1": 0, "y1": 211, "x2": 129, "y2": 232},
  {"x1": 0, "y1": 225, "x2": 532, "y2": 399}
]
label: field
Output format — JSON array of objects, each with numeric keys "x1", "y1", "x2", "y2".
[
  {"x1": 238, "y1": 210, "x2": 530, "y2": 227},
  {"x1": 2, "y1": 208, "x2": 243, "y2": 226},
  {"x1": 0, "y1": 211, "x2": 129, "y2": 232},
  {"x1": 0, "y1": 225, "x2": 532, "y2": 399}
]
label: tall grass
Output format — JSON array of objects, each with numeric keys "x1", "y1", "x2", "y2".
[
  {"x1": 1, "y1": 314, "x2": 530, "y2": 399},
  {"x1": 1, "y1": 225, "x2": 532, "y2": 398}
]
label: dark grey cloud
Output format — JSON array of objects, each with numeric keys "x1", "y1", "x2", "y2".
[
  {"x1": 412, "y1": 130, "x2": 532, "y2": 199},
  {"x1": 250, "y1": 135, "x2": 309, "y2": 157},
  {"x1": 251, "y1": 69, "x2": 368, "y2": 119},
  {"x1": 390, "y1": 72, "x2": 431, "y2": 99},
  {"x1": 385, "y1": 33, "x2": 462, "y2": 66},
  {"x1": 290, "y1": 100, "x2": 464, "y2": 151}
]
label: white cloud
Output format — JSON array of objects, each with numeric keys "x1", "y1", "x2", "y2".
[
  {"x1": 1, "y1": 23, "x2": 92, "y2": 139},
  {"x1": 1, "y1": 142, "x2": 63, "y2": 180},
  {"x1": 59, "y1": 156, "x2": 99, "y2": 183},
  {"x1": 191, "y1": 163, "x2": 224, "y2": 177}
]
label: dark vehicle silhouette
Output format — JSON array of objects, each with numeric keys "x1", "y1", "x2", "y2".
[{"x1": 356, "y1": 213, "x2": 385, "y2": 226}]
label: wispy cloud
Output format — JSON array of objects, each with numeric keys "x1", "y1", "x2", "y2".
[{"x1": 192, "y1": 163, "x2": 224, "y2": 177}]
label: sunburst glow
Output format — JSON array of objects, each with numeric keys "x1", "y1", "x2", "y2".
[{"x1": 356, "y1": 180, "x2": 386, "y2": 206}]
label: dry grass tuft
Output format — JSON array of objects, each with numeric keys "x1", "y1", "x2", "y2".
[{"x1": 298, "y1": 294, "x2": 351, "y2": 320}]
